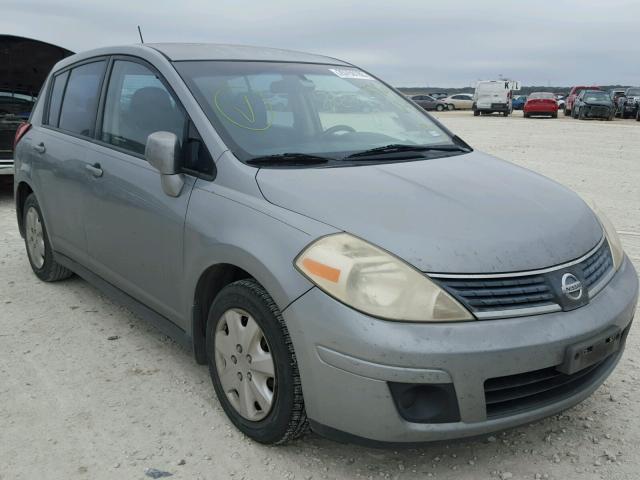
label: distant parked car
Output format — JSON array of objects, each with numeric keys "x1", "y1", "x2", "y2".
[
  {"x1": 523, "y1": 92, "x2": 558, "y2": 118},
  {"x1": 442, "y1": 94, "x2": 473, "y2": 110},
  {"x1": 555, "y1": 95, "x2": 566, "y2": 110},
  {"x1": 616, "y1": 87, "x2": 640, "y2": 118},
  {"x1": 512, "y1": 95, "x2": 527, "y2": 110},
  {"x1": 573, "y1": 90, "x2": 614, "y2": 120},
  {"x1": 410, "y1": 95, "x2": 450, "y2": 111},
  {"x1": 564, "y1": 85, "x2": 600, "y2": 116}
]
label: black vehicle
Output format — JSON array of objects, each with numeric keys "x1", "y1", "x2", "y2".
[
  {"x1": 0, "y1": 92, "x2": 36, "y2": 175},
  {"x1": 572, "y1": 90, "x2": 614, "y2": 120},
  {"x1": 616, "y1": 87, "x2": 640, "y2": 118},
  {"x1": 410, "y1": 94, "x2": 450, "y2": 111}
]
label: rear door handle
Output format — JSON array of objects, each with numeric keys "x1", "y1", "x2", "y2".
[
  {"x1": 85, "y1": 163, "x2": 103, "y2": 177},
  {"x1": 33, "y1": 142, "x2": 46, "y2": 154}
]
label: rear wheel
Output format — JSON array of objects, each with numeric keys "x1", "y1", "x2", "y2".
[
  {"x1": 552, "y1": 112, "x2": 558, "y2": 118},
  {"x1": 473, "y1": 110, "x2": 480, "y2": 116},
  {"x1": 206, "y1": 279, "x2": 308, "y2": 444},
  {"x1": 436, "y1": 104, "x2": 445, "y2": 112},
  {"x1": 564, "y1": 107, "x2": 571, "y2": 116},
  {"x1": 636, "y1": 109, "x2": 640, "y2": 121},
  {"x1": 447, "y1": 103, "x2": 455, "y2": 110},
  {"x1": 23, "y1": 194, "x2": 73, "y2": 282}
]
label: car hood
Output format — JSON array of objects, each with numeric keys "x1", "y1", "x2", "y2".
[
  {"x1": 584, "y1": 100, "x2": 612, "y2": 106},
  {"x1": 256, "y1": 152, "x2": 603, "y2": 274}
]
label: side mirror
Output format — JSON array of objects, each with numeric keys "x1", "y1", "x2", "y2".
[{"x1": 145, "y1": 131, "x2": 184, "y2": 197}]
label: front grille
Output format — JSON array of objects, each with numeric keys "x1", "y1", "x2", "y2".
[
  {"x1": 484, "y1": 354, "x2": 614, "y2": 418},
  {"x1": 437, "y1": 276, "x2": 554, "y2": 311},
  {"x1": 588, "y1": 106, "x2": 609, "y2": 117},
  {"x1": 582, "y1": 240, "x2": 613, "y2": 288},
  {"x1": 435, "y1": 238, "x2": 613, "y2": 317}
]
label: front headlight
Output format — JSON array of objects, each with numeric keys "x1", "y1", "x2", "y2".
[
  {"x1": 590, "y1": 202, "x2": 625, "y2": 271},
  {"x1": 295, "y1": 233, "x2": 473, "y2": 322}
]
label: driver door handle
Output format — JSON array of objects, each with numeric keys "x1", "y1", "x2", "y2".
[{"x1": 85, "y1": 163, "x2": 103, "y2": 177}]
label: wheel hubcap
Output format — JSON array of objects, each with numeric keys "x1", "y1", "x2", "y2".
[
  {"x1": 26, "y1": 207, "x2": 45, "y2": 269},
  {"x1": 214, "y1": 308, "x2": 276, "y2": 421}
]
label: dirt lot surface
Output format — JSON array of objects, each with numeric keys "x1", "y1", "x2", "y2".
[{"x1": 1, "y1": 111, "x2": 639, "y2": 480}]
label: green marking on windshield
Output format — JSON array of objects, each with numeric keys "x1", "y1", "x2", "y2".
[{"x1": 213, "y1": 87, "x2": 272, "y2": 131}]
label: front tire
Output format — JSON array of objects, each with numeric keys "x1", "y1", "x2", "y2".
[
  {"x1": 206, "y1": 279, "x2": 308, "y2": 444},
  {"x1": 436, "y1": 104, "x2": 445, "y2": 112},
  {"x1": 473, "y1": 110, "x2": 480, "y2": 116},
  {"x1": 23, "y1": 194, "x2": 73, "y2": 282}
]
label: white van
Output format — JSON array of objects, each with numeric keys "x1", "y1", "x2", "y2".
[{"x1": 473, "y1": 80, "x2": 520, "y2": 116}]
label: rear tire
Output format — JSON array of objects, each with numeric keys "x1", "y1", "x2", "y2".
[
  {"x1": 552, "y1": 112, "x2": 558, "y2": 118},
  {"x1": 206, "y1": 279, "x2": 308, "y2": 444},
  {"x1": 22, "y1": 194, "x2": 73, "y2": 282},
  {"x1": 447, "y1": 104, "x2": 455, "y2": 110},
  {"x1": 436, "y1": 104, "x2": 445, "y2": 112},
  {"x1": 564, "y1": 107, "x2": 571, "y2": 116}
]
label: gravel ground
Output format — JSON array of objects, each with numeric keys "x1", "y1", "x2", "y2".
[{"x1": 0, "y1": 111, "x2": 639, "y2": 480}]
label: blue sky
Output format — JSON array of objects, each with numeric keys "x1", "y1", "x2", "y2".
[{"x1": 2, "y1": 0, "x2": 638, "y2": 87}]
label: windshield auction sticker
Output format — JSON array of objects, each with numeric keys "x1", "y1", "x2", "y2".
[{"x1": 329, "y1": 68, "x2": 372, "y2": 80}]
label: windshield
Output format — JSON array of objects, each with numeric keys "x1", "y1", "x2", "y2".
[
  {"x1": 174, "y1": 61, "x2": 455, "y2": 162},
  {"x1": 529, "y1": 92, "x2": 555, "y2": 99},
  {"x1": 627, "y1": 88, "x2": 640, "y2": 96},
  {"x1": 583, "y1": 91, "x2": 609, "y2": 102}
]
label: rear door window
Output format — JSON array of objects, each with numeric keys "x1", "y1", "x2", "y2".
[
  {"x1": 46, "y1": 71, "x2": 69, "y2": 127},
  {"x1": 100, "y1": 60, "x2": 186, "y2": 155},
  {"x1": 58, "y1": 60, "x2": 106, "y2": 136}
]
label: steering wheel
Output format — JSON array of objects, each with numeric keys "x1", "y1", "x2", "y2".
[{"x1": 322, "y1": 124, "x2": 356, "y2": 137}]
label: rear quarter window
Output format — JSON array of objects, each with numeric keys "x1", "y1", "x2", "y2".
[{"x1": 46, "y1": 71, "x2": 69, "y2": 127}]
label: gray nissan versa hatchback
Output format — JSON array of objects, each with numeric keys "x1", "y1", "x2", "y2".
[{"x1": 13, "y1": 44, "x2": 638, "y2": 445}]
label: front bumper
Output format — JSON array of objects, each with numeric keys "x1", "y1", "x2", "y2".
[{"x1": 283, "y1": 256, "x2": 638, "y2": 443}]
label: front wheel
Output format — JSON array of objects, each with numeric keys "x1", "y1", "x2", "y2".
[
  {"x1": 447, "y1": 103, "x2": 455, "y2": 111},
  {"x1": 436, "y1": 104, "x2": 445, "y2": 111},
  {"x1": 207, "y1": 279, "x2": 308, "y2": 444},
  {"x1": 564, "y1": 107, "x2": 571, "y2": 116},
  {"x1": 23, "y1": 194, "x2": 73, "y2": 282},
  {"x1": 473, "y1": 110, "x2": 480, "y2": 116}
]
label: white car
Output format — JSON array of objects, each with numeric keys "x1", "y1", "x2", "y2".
[{"x1": 443, "y1": 93, "x2": 474, "y2": 110}]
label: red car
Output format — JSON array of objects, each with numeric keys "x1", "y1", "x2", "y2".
[
  {"x1": 564, "y1": 85, "x2": 600, "y2": 116},
  {"x1": 523, "y1": 92, "x2": 558, "y2": 118}
]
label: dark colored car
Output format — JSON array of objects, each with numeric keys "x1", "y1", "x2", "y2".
[
  {"x1": 410, "y1": 95, "x2": 449, "y2": 111},
  {"x1": 564, "y1": 85, "x2": 600, "y2": 116},
  {"x1": 512, "y1": 95, "x2": 527, "y2": 110},
  {"x1": 616, "y1": 87, "x2": 640, "y2": 119},
  {"x1": 0, "y1": 92, "x2": 36, "y2": 175},
  {"x1": 573, "y1": 90, "x2": 614, "y2": 120}
]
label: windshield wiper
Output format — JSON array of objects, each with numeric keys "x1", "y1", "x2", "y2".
[
  {"x1": 346, "y1": 143, "x2": 471, "y2": 159},
  {"x1": 246, "y1": 153, "x2": 330, "y2": 166}
]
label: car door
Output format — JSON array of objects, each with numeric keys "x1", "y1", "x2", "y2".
[
  {"x1": 82, "y1": 57, "x2": 195, "y2": 326},
  {"x1": 30, "y1": 59, "x2": 107, "y2": 264},
  {"x1": 456, "y1": 95, "x2": 473, "y2": 109}
]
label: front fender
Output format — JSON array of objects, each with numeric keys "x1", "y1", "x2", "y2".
[{"x1": 182, "y1": 182, "x2": 338, "y2": 326}]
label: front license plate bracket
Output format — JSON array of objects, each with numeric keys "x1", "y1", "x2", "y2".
[{"x1": 557, "y1": 326, "x2": 622, "y2": 375}]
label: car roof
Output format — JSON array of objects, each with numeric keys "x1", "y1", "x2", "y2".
[{"x1": 52, "y1": 43, "x2": 351, "y2": 73}]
